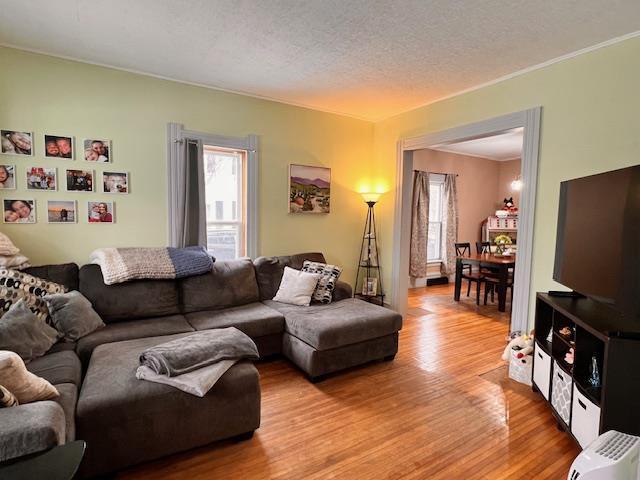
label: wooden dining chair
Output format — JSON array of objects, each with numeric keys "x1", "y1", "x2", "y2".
[
  {"x1": 483, "y1": 274, "x2": 515, "y2": 310},
  {"x1": 476, "y1": 241, "x2": 491, "y2": 254},
  {"x1": 454, "y1": 242, "x2": 484, "y2": 305}
]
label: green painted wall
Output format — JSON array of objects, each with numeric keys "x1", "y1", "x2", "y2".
[
  {"x1": 0, "y1": 46, "x2": 374, "y2": 284},
  {"x1": 373, "y1": 36, "x2": 640, "y2": 325}
]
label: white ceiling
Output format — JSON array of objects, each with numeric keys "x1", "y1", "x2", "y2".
[
  {"x1": 1, "y1": 1, "x2": 639, "y2": 121},
  {"x1": 430, "y1": 128, "x2": 523, "y2": 161}
]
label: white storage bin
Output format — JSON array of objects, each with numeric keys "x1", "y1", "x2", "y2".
[
  {"x1": 533, "y1": 341, "x2": 552, "y2": 400},
  {"x1": 509, "y1": 349, "x2": 532, "y2": 386},
  {"x1": 571, "y1": 385, "x2": 601, "y2": 449},
  {"x1": 551, "y1": 361, "x2": 573, "y2": 425}
]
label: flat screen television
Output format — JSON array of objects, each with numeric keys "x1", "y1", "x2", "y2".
[{"x1": 554, "y1": 165, "x2": 640, "y2": 318}]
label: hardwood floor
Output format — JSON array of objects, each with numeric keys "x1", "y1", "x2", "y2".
[{"x1": 119, "y1": 284, "x2": 579, "y2": 480}]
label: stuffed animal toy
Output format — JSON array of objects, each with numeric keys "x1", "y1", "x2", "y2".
[
  {"x1": 565, "y1": 348, "x2": 575, "y2": 365},
  {"x1": 502, "y1": 333, "x2": 534, "y2": 361},
  {"x1": 502, "y1": 197, "x2": 519, "y2": 215}
]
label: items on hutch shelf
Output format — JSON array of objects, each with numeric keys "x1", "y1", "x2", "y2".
[
  {"x1": 532, "y1": 293, "x2": 640, "y2": 450},
  {"x1": 482, "y1": 214, "x2": 518, "y2": 247},
  {"x1": 354, "y1": 192, "x2": 384, "y2": 306}
]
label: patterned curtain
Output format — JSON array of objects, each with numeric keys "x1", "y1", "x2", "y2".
[
  {"x1": 441, "y1": 174, "x2": 459, "y2": 277},
  {"x1": 409, "y1": 171, "x2": 430, "y2": 278}
]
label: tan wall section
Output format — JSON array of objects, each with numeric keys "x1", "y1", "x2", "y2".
[
  {"x1": 0, "y1": 46, "x2": 373, "y2": 284},
  {"x1": 497, "y1": 159, "x2": 522, "y2": 207},
  {"x1": 413, "y1": 149, "x2": 499, "y2": 245}
]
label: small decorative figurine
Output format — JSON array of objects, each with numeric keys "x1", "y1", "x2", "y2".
[{"x1": 588, "y1": 356, "x2": 601, "y2": 388}]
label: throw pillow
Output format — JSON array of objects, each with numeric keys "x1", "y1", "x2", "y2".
[
  {"x1": 0, "y1": 300, "x2": 59, "y2": 362},
  {"x1": 0, "y1": 233, "x2": 19, "y2": 256},
  {"x1": 0, "y1": 385, "x2": 18, "y2": 407},
  {"x1": 301, "y1": 261, "x2": 343, "y2": 304},
  {"x1": 44, "y1": 291, "x2": 105, "y2": 342},
  {"x1": 272, "y1": 267, "x2": 322, "y2": 306},
  {"x1": 0, "y1": 268, "x2": 66, "y2": 323},
  {"x1": 0, "y1": 351, "x2": 58, "y2": 404}
]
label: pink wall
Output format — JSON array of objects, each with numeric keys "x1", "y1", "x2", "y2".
[
  {"x1": 412, "y1": 150, "x2": 521, "y2": 245},
  {"x1": 498, "y1": 158, "x2": 522, "y2": 207}
]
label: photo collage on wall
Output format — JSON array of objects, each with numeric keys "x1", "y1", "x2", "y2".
[{"x1": 1, "y1": 130, "x2": 128, "y2": 224}]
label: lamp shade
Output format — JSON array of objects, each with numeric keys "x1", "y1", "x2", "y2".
[
  {"x1": 361, "y1": 192, "x2": 381, "y2": 203},
  {"x1": 510, "y1": 178, "x2": 523, "y2": 191}
]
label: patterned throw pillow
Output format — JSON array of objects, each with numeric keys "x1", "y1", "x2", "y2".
[
  {"x1": 0, "y1": 268, "x2": 67, "y2": 325},
  {"x1": 301, "y1": 261, "x2": 342, "y2": 304},
  {"x1": 0, "y1": 385, "x2": 18, "y2": 408}
]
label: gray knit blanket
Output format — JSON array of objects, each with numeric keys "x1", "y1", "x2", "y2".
[
  {"x1": 90, "y1": 246, "x2": 214, "y2": 285},
  {"x1": 139, "y1": 328, "x2": 259, "y2": 377}
]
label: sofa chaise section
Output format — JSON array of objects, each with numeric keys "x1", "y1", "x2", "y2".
[{"x1": 76, "y1": 333, "x2": 261, "y2": 478}]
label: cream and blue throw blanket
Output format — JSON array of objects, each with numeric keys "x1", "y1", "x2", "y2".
[{"x1": 90, "y1": 246, "x2": 214, "y2": 285}]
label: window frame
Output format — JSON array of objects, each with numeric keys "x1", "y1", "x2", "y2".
[{"x1": 167, "y1": 123, "x2": 258, "y2": 258}]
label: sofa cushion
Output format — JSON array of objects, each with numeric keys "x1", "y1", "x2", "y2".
[
  {"x1": 24, "y1": 263, "x2": 79, "y2": 292},
  {"x1": 26, "y1": 350, "x2": 82, "y2": 387},
  {"x1": 75, "y1": 314, "x2": 194, "y2": 366},
  {"x1": 79, "y1": 264, "x2": 181, "y2": 322},
  {"x1": 185, "y1": 302, "x2": 284, "y2": 338},
  {"x1": 0, "y1": 400, "x2": 65, "y2": 462},
  {"x1": 264, "y1": 298, "x2": 402, "y2": 351},
  {"x1": 253, "y1": 252, "x2": 326, "y2": 301},
  {"x1": 54, "y1": 383, "x2": 77, "y2": 442},
  {"x1": 179, "y1": 258, "x2": 259, "y2": 313}
]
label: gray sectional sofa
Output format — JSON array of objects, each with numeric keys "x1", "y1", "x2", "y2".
[{"x1": 0, "y1": 252, "x2": 402, "y2": 477}]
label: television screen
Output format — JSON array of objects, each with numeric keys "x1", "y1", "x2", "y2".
[{"x1": 554, "y1": 165, "x2": 640, "y2": 316}]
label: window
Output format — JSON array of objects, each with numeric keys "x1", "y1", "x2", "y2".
[
  {"x1": 203, "y1": 146, "x2": 246, "y2": 260},
  {"x1": 427, "y1": 178, "x2": 445, "y2": 261}
]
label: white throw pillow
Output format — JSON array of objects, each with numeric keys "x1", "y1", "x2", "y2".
[{"x1": 273, "y1": 267, "x2": 322, "y2": 306}]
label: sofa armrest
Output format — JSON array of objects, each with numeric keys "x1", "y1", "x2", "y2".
[
  {"x1": 0, "y1": 401, "x2": 66, "y2": 462},
  {"x1": 332, "y1": 280, "x2": 353, "y2": 302}
]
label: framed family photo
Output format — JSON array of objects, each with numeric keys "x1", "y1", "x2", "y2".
[
  {"x1": 83, "y1": 139, "x2": 111, "y2": 162},
  {"x1": 26, "y1": 167, "x2": 57, "y2": 191},
  {"x1": 0, "y1": 165, "x2": 16, "y2": 190},
  {"x1": 88, "y1": 201, "x2": 114, "y2": 223},
  {"x1": 1, "y1": 130, "x2": 33, "y2": 156},
  {"x1": 47, "y1": 200, "x2": 76, "y2": 224},
  {"x1": 3, "y1": 199, "x2": 36, "y2": 224},
  {"x1": 44, "y1": 135, "x2": 74, "y2": 159},
  {"x1": 288, "y1": 164, "x2": 331, "y2": 214},
  {"x1": 102, "y1": 171, "x2": 128, "y2": 193},
  {"x1": 66, "y1": 169, "x2": 94, "y2": 192}
]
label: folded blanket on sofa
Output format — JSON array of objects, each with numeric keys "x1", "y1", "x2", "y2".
[
  {"x1": 139, "y1": 328, "x2": 259, "y2": 377},
  {"x1": 136, "y1": 359, "x2": 237, "y2": 397},
  {"x1": 90, "y1": 246, "x2": 214, "y2": 285}
]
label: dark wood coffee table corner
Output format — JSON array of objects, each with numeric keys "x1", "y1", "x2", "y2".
[{"x1": 0, "y1": 440, "x2": 86, "y2": 480}]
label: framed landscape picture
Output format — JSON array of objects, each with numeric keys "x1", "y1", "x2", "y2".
[{"x1": 289, "y1": 164, "x2": 331, "y2": 214}]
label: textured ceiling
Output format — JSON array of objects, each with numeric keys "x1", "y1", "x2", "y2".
[
  {"x1": 1, "y1": 1, "x2": 639, "y2": 120},
  {"x1": 431, "y1": 128, "x2": 523, "y2": 161}
]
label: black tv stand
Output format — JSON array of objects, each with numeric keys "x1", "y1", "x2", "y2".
[
  {"x1": 532, "y1": 293, "x2": 640, "y2": 449},
  {"x1": 547, "y1": 290, "x2": 584, "y2": 298}
]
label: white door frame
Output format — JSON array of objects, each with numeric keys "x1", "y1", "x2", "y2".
[
  {"x1": 166, "y1": 123, "x2": 259, "y2": 258},
  {"x1": 390, "y1": 107, "x2": 541, "y2": 334}
]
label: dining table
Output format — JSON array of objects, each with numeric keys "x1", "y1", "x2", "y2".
[{"x1": 454, "y1": 253, "x2": 516, "y2": 312}]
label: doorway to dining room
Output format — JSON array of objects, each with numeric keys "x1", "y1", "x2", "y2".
[{"x1": 391, "y1": 109, "x2": 541, "y2": 334}]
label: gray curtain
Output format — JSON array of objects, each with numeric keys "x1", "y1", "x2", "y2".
[
  {"x1": 441, "y1": 174, "x2": 459, "y2": 277},
  {"x1": 169, "y1": 138, "x2": 206, "y2": 248},
  {"x1": 409, "y1": 171, "x2": 430, "y2": 278}
]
